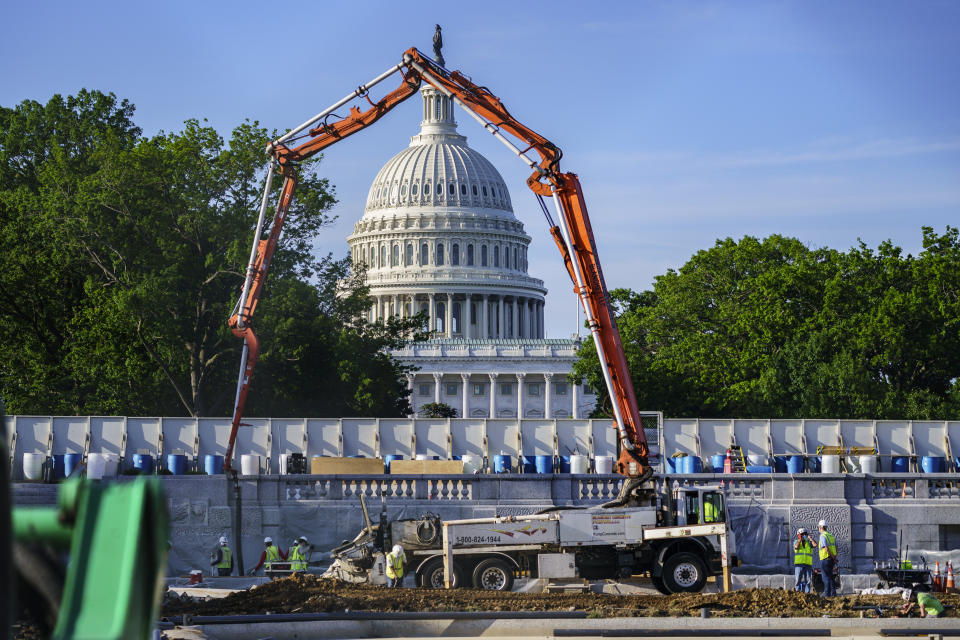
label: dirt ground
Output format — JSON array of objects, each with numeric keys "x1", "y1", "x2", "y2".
[{"x1": 161, "y1": 575, "x2": 960, "y2": 619}]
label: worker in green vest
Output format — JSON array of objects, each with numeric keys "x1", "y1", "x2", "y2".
[
  {"x1": 385, "y1": 544, "x2": 407, "y2": 587},
  {"x1": 290, "y1": 536, "x2": 312, "y2": 572},
  {"x1": 901, "y1": 589, "x2": 945, "y2": 617},
  {"x1": 703, "y1": 494, "x2": 720, "y2": 523},
  {"x1": 817, "y1": 519, "x2": 838, "y2": 596},
  {"x1": 249, "y1": 536, "x2": 286, "y2": 575},
  {"x1": 792, "y1": 528, "x2": 815, "y2": 592},
  {"x1": 210, "y1": 536, "x2": 233, "y2": 576}
]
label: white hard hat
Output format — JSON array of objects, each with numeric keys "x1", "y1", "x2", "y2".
[
  {"x1": 797, "y1": 528, "x2": 806, "y2": 535},
  {"x1": 392, "y1": 544, "x2": 403, "y2": 555},
  {"x1": 902, "y1": 588, "x2": 912, "y2": 601},
  {"x1": 264, "y1": 536, "x2": 273, "y2": 544},
  {"x1": 298, "y1": 536, "x2": 308, "y2": 544},
  {"x1": 818, "y1": 519, "x2": 827, "y2": 528},
  {"x1": 219, "y1": 536, "x2": 228, "y2": 544}
]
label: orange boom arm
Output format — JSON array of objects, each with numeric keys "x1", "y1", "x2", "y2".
[{"x1": 225, "y1": 49, "x2": 650, "y2": 489}]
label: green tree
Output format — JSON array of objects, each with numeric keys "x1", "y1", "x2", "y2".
[
  {"x1": 419, "y1": 402, "x2": 458, "y2": 418},
  {"x1": 0, "y1": 91, "x2": 423, "y2": 417},
  {"x1": 574, "y1": 230, "x2": 960, "y2": 419}
]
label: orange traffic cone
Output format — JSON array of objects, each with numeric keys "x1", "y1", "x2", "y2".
[
  {"x1": 946, "y1": 561, "x2": 955, "y2": 593},
  {"x1": 934, "y1": 561, "x2": 942, "y2": 592},
  {"x1": 723, "y1": 450, "x2": 732, "y2": 474}
]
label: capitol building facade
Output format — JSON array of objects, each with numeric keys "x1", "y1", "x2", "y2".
[{"x1": 347, "y1": 85, "x2": 596, "y2": 419}]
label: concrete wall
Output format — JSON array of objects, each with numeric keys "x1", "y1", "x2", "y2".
[{"x1": 13, "y1": 472, "x2": 960, "y2": 578}]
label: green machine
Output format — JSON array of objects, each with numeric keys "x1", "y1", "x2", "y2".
[{"x1": 8, "y1": 472, "x2": 168, "y2": 639}]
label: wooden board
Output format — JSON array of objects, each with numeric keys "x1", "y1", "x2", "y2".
[
  {"x1": 309, "y1": 456, "x2": 384, "y2": 475},
  {"x1": 389, "y1": 459, "x2": 464, "y2": 475}
]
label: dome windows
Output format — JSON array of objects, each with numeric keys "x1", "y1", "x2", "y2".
[
  {"x1": 420, "y1": 243, "x2": 429, "y2": 266},
  {"x1": 482, "y1": 185, "x2": 488, "y2": 197},
  {"x1": 392, "y1": 244, "x2": 400, "y2": 267},
  {"x1": 380, "y1": 246, "x2": 386, "y2": 268},
  {"x1": 452, "y1": 243, "x2": 460, "y2": 266},
  {"x1": 493, "y1": 246, "x2": 500, "y2": 267},
  {"x1": 400, "y1": 184, "x2": 407, "y2": 196},
  {"x1": 405, "y1": 243, "x2": 413, "y2": 266},
  {"x1": 436, "y1": 183, "x2": 442, "y2": 195},
  {"x1": 467, "y1": 244, "x2": 474, "y2": 266},
  {"x1": 472, "y1": 185, "x2": 478, "y2": 196},
  {"x1": 505, "y1": 246, "x2": 510, "y2": 269},
  {"x1": 436, "y1": 243, "x2": 445, "y2": 266},
  {"x1": 412, "y1": 183, "x2": 418, "y2": 195},
  {"x1": 448, "y1": 183, "x2": 454, "y2": 195},
  {"x1": 481, "y1": 245, "x2": 488, "y2": 266},
  {"x1": 460, "y1": 184, "x2": 467, "y2": 195}
]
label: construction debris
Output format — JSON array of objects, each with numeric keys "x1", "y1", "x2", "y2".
[{"x1": 160, "y1": 575, "x2": 960, "y2": 619}]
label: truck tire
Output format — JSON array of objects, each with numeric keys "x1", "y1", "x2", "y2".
[
  {"x1": 417, "y1": 557, "x2": 461, "y2": 589},
  {"x1": 662, "y1": 552, "x2": 707, "y2": 593},
  {"x1": 651, "y1": 574, "x2": 672, "y2": 595},
  {"x1": 472, "y1": 558, "x2": 514, "y2": 591}
]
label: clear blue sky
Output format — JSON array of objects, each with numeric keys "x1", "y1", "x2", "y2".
[{"x1": 3, "y1": 1, "x2": 958, "y2": 338}]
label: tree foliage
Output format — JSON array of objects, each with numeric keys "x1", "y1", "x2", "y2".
[
  {"x1": 419, "y1": 402, "x2": 458, "y2": 418},
  {"x1": 573, "y1": 230, "x2": 960, "y2": 419},
  {"x1": 0, "y1": 90, "x2": 421, "y2": 417}
]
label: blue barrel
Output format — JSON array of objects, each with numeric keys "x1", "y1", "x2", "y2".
[
  {"x1": 892, "y1": 456, "x2": 910, "y2": 473},
  {"x1": 787, "y1": 455, "x2": 805, "y2": 474},
  {"x1": 204, "y1": 454, "x2": 224, "y2": 475},
  {"x1": 773, "y1": 456, "x2": 788, "y2": 473},
  {"x1": 666, "y1": 456, "x2": 682, "y2": 474},
  {"x1": 535, "y1": 455, "x2": 553, "y2": 474},
  {"x1": 132, "y1": 453, "x2": 154, "y2": 474},
  {"x1": 807, "y1": 457, "x2": 822, "y2": 473},
  {"x1": 384, "y1": 454, "x2": 403, "y2": 473},
  {"x1": 51, "y1": 454, "x2": 66, "y2": 480},
  {"x1": 520, "y1": 456, "x2": 536, "y2": 473},
  {"x1": 493, "y1": 454, "x2": 511, "y2": 473},
  {"x1": 921, "y1": 456, "x2": 946, "y2": 473},
  {"x1": 64, "y1": 453, "x2": 83, "y2": 478},
  {"x1": 559, "y1": 456, "x2": 571, "y2": 473},
  {"x1": 680, "y1": 456, "x2": 702, "y2": 474},
  {"x1": 166, "y1": 453, "x2": 187, "y2": 475},
  {"x1": 711, "y1": 454, "x2": 726, "y2": 473}
]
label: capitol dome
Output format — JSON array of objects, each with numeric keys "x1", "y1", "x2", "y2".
[{"x1": 348, "y1": 85, "x2": 547, "y2": 340}]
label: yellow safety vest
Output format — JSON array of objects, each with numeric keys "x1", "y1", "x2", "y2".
[
  {"x1": 385, "y1": 552, "x2": 404, "y2": 579},
  {"x1": 819, "y1": 531, "x2": 836, "y2": 561},
  {"x1": 703, "y1": 500, "x2": 718, "y2": 523},
  {"x1": 265, "y1": 544, "x2": 280, "y2": 570},
  {"x1": 793, "y1": 541, "x2": 813, "y2": 566},
  {"x1": 290, "y1": 546, "x2": 307, "y2": 571},
  {"x1": 216, "y1": 546, "x2": 232, "y2": 569}
]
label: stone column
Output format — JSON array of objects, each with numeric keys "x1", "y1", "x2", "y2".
[
  {"x1": 512, "y1": 297, "x2": 518, "y2": 338},
  {"x1": 429, "y1": 293, "x2": 436, "y2": 334},
  {"x1": 446, "y1": 293, "x2": 453, "y2": 338},
  {"x1": 538, "y1": 301, "x2": 544, "y2": 338},
  {"x1": 393, "y1": 294, "x2": 400, "y2": 318},
  {"x1": 572, "y1": 380, "x2": 579, "y2": 419},
  {"x1": 407, "y1": 374, "x2": 415, "y2": 415},
  {"x1": 433, "y1": 372, "x2": 442, "y2": 404},
  {"x1": 481, "y1": 295, "x2": 489, "y2": 339},
  {"x1": 528, "y1": 299, "x2": 535, "y2": 338},
  {"x1": 498, "y1": 296, "x2": 505, "y2": 339},
  {"x1": 544, "y1": 373, "x2": 553, "y2": 419},
  {"x1": 460, "y1": 373, "x2": 469, "y2": 418},
  {"x1": 488, "y1": 373, "x2": 497, "y2": 418},
  {"x1": 516, "y1": 373, "x2": 525, "y2": 419},
  {"x1": 465, "y1": 295, "x2": 472, "y2": 339}
]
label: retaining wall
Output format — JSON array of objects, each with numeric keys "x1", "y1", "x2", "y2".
[{"x1": 12, "y1": 472, "x2": 960, "y2": 578}]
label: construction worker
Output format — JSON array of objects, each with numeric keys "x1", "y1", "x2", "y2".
[
  {"x1": 210, "y1": 536, "x2": 233, "y2": 576},
  {"x1": 793, "y1": 528, "x2": 815, "y2": 592},
  {"x1": 290, "y1": 536, "x2": 312, "y2": 572},
  {"x1": 703, "y1": 494, "x2": 720, "y2": 523},
  {"x1": 249, "y1": 536, "x2": 287, "y2": 575},
  {"x1": 385, "y1": 544, "x2": 407, "y2": 588},
  {"x1": 817, "y1": 519, "x2": 838, "y2": 596},
  {"x1": 901, "y1": 589, "x2": 945, "y2": 618}
]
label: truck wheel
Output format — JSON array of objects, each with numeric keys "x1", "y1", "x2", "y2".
[
  {"x1": 651, "y1": 574, "x2": 672, "y2": 595},
  {"x1": 417, "y1": 557, "x2": 461, "y2": 589},
  {"x1": 472, "y1": 558, "x2": 514, "y2": 591},
  {"x1": 662, "y1": 553, "x2": 707, "y2": 593}
]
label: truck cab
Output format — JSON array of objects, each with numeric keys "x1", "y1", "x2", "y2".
[{"x1": 673, "y1": 486, "x2": 726, "y2": 526}]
